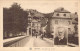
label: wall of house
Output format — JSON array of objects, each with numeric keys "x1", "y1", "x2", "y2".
[
  {"x1": 50, "y1": 12, "x2": 74, "y2": 35},
  {"x1": 50, "y1": 18, "x2": 74, "y2": 35},
  {"x1": 53, "y1": 12, "x2": 71, "y2": 18}
]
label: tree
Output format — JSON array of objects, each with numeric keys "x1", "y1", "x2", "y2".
[{"x1": 3, "y1": 3, "x2": 28, "y2": 38}]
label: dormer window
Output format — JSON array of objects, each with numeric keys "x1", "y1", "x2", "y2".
[
  {"x1": 56, "y1": 13, "x2": 59, "y2": 16},
  {"x1": 64, "y1": 14, "x2": 66, "y2": 16}
]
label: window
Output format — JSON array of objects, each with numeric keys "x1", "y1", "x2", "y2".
[
  {"x1": 55, "y1": 20, "x2": 58, "y2": 24},
  {"x1": 56, "y1": 13, "x2": 59, "y2": 16},
  {"x1": 68, "y1": 28, "x2": 72, "y2": 34},
  {"x1": 32, "y1": 23, "x2": 35, "y2": 27},
  {"x1": 28, "y1": 23, "x2": 31, "y2": 26},
  {"x1": 68, "y1": 21, "x2": 71, "y2": 25},
  {"x1": 64, "y1": 14, "x2": 66, "y2": 16}
]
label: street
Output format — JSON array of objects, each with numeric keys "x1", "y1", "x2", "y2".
[{"x1": 24, "y1": 36, "x2": 53, "y2": 47}]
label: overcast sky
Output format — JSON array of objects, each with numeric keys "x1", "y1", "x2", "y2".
[{"x1": 1, "y1": 0, "x2": 78, "y2": 13}]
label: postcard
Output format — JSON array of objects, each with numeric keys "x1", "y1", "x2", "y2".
[{"x1": 0, "y1": 0, "x2": 80, "y2": 51}]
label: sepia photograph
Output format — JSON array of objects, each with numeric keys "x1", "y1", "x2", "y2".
[
  {"x1": 2, "y1": 0, "x2": 79, "y2": 48},
  {"x1": 54, "y1": 27, "x2": 67, "y2": 45}
]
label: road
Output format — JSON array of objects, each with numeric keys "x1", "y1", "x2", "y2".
[{"x1": 24, "y1": 36, "x2": 53, "y2": 47}]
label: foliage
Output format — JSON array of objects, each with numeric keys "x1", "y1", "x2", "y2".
[{"x1": 3, "y1": 3, "x2": 28, "y2": 38}]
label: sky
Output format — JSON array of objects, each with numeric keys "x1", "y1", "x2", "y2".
[{"x1": 1, "y1": 0, "x2": 78, "y2": 13}]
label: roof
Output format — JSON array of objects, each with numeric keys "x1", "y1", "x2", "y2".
[
  {"x1": 54, "y1": 7, "x2": 70, "y2": 13},
  {"x1": 71, "y1": 13, "x2": 78, "y2": 24},
  {"x1": 72, "y1": 19, "x2": 78, "y2": 24},
  {"x1": 34, "y1": 13, "x2": 44, "y2": 17},
  {"x1": 71, "y1": 13, "x2": 78, "y2": 19}
]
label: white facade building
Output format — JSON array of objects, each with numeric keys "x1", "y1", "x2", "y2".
[{"x1": 50, "y1": 8, "x2": 74, "y2": 36}]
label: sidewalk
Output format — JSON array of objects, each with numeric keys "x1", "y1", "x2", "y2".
[{"x1": 68, "y1": 43, "x2": 78, "y2": 47}]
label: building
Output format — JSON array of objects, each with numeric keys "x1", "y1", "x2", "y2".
[
  {"x1": 27, "y1": 11, "x2": 32, "y2": 36},
  {"x1": 71, "y1": 12, "x2": 78, "y2": 35},
  {"x1": 49, "y1": 7, "x2": 73, "y2": 37},
  {"x1": 32, "y1": 19, "x2": 41, "y2": 36},
  {"x1": 27, "y1": 9, "x2": 44, "y2": 36},
  {"x1": 27, "y1": 8, "x2": 78, "y2": 39}
]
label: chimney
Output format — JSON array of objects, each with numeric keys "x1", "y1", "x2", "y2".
[
  {"x1": 75, "y1": 12, "x2": 77, "y2": 15},
  {"x1": 61, "y1": 8, "x2": 64, "y2": 11}
]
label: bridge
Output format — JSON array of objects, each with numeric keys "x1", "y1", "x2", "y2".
[{"x1": 3, "y1": 35, "x2": 78, "y2": 47}]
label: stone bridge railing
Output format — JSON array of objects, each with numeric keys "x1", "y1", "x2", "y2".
[{"x1": 3, "y1": 36, "x2": 29, "y2": 47}]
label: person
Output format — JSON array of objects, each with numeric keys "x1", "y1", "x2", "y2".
[
  {"x1": 54, "y1": 28, "x2": 67, "y2": 45},
  {"x1": 35, "y1": 32, "x2": 37, "y2": 38},
  {"x1": 41, "y1": 33, "x2": 44, "y2": 39}
]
